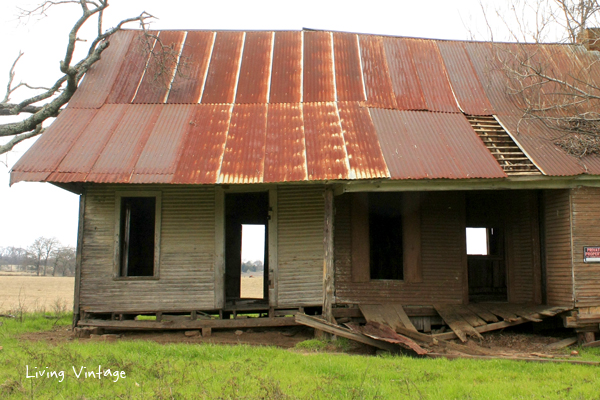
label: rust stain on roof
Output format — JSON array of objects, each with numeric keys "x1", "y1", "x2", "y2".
[
  {"x1": 167, "y1": 31, "x2": 214, "y2": 104},
  {"x1": 359, "y1": 35, "x2": 397, "y2": 109},
  {"x1": 269, "y1": 31, "x2": 302, "y2": 103},
  {"x1": 303, "y1": 31, "x2": 336, "y2": 102},
  {"x1": 219, "y1": 103, "x2": 268, "y2": 184},
  {"x1": 263, "y1": 103, "x2": 308, "y2": 182},
  {"x1": 235, "y1": 32, "x2": 273, "y2": 103},
  {"x1": 383, "y1": 37, "x2": 427, "y2": 110},
  {"x1": 333, "y1": 33, "x2": 366, "y2": 102},
  {"x1": 201, "y1": 31, "x2": 244, "y2": 104}
]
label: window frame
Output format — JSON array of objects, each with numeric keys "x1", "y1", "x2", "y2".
[{"x1": 113, "y1": 191, "x2": 162, "y2": 281}]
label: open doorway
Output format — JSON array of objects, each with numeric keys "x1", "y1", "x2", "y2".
[{"x1": 225, "y1": 192, "x2": 269, "y2": 305}]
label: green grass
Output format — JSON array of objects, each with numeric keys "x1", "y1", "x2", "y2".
[{"x1": 1, "y1": 314, "x2": 600, "y2": 399}]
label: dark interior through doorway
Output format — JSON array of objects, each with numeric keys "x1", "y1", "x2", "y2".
[{"x1": 225, "y1": 192, "x2": 269, "y2": 305}]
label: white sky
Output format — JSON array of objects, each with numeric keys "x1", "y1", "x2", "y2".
[{"x1": 0, "y1": 0, "x2": 539, "y2": 249}]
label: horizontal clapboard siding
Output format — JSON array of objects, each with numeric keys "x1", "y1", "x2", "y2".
[
  {"x1": 335, "y1": 192, "x2": 466, "y2": 305},
  {"x1": 543, "y1": 190, "x2": 574, "y2": 306},
  {"x1": 80, "y1": 184, "x2": 216, "y2": 312},
  {"x1": 277, "y1": 185, "x2": 324, "y2": 306},
  {"x1": 507, "y1": 191, "x2": 535, "y2": 304},
  {"x1": 571, "y1": 187, "x2": 600, "y2": 308}
]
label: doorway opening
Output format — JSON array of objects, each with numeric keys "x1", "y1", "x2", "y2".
[{"x1": 225, "y1": 192, "x2": 269, "y2": 305}]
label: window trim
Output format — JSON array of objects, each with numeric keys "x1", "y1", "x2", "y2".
[{"x1": 113, "y1": 191, "x2": 162, "y2": 281}]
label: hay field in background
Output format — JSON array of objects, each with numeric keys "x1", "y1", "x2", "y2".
[
  {"x1": 0, "y1": 275, "x2": 74, "y2": 313},
  {"x1": 241, "y1": 276, "x2": 264, "y2": 299}
]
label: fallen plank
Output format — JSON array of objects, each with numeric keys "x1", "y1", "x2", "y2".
[
  {"x1": 295, "y1": 314, "x2": 399, "y2": 353},
  {"x1": 358, "y1": 305, "x2": 387, "y2": 326},
  {"x1": 582, "y1": 339, "x2": 600, "y2": 348},
  {"x1": 483, "y1": 304, "x2": 520, "y2": 322},
  {"x1": 466, "y1": 304, "x2": 499, "y2": 323},
  {"x1": 0, "y1": 314, "x2": 16, "y2": 319},
  {"x1": 544, "y1": 337, "x2": 578, "y2": 350},
  {"x1": 367, "y1": 304, "x2": 406, "y2": 332},
  {"x1": 434, "y1": 304, "x2": 483, "y2": 342},
  {"x1": 503, "y1": 304, "x2": 543, "y2": 322},
  {"x1": 433, "y1": 317, "x2": 532, "y2": 341},
  {"x1": 393, "y1": 325, "x2": 492, "y2": 356},
  {"x1": 361, "y1": 322, "x2": 427, "y2": 355},
  {"x1": 452, "y1": 306, "x2": 488, "y2": 327},
  {"x1": 79, "y1": 317, "x2": 298, "y2": 330},
  {"x1": 390, "y1": 304, "x2": 418, "y2": 331},
  {"x1": 426, "y1": 353, "x2": 600, "y2": 365}
]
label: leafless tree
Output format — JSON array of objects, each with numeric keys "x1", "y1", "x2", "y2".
[
  {"x1": 0, "y1": 0, "x2": 155, "y2": 155},
  {"x1": 480, "y1": 0, "x2": 600, "y2": 157},
  {"x1": 51, "y1": 246, "x2": 76, "y2": 276},
  {"x1": 28, "y1": 236, "x2": 60, "y2": 276}
]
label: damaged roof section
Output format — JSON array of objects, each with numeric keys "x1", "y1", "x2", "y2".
[{"x1": 11, "y1": 29, "x2": 600, "y2": 185}]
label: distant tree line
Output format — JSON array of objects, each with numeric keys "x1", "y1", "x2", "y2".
[
  {"x1": 241, "y1": 260, "x2": 264, "y2": 275},
  {"x1": 0, "y1": 237, "x2": 76, "y2": 276}
]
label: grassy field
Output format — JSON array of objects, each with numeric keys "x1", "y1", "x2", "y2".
[
  {"x1": 1, "y1": 314, "x2": 600, "y2": 399},
  {"x1": 0, "y1": 275, "x2": 74, "y2": 313}
]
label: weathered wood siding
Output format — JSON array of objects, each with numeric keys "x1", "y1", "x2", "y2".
[
  {"x1": 80, "y1": 185, "x2": 216, "y2": 312},
  {"x1": 277, "y1": 185, "x2": 325, "y2": 307},
  {"x1": 543, "y1": 190, "x2": 574, "y2": 306},
  {"x1": 571, "y1": 187, "x2": 600, "y2": 307},
  {"x1": 335, "y1": 192, "x2": 466, "y2": 305}
]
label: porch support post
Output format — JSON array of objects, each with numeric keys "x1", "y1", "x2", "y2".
[
  {"x1": 73, "y1": 190, "x2": 86, "y2": 328},
  {"x1": 323, "y1": 186, "x2": 335, "y2": 324}
]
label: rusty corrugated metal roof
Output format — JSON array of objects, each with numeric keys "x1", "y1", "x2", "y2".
[{"x1": 12, "y1": 29, "x2": 600, "y2": 185}]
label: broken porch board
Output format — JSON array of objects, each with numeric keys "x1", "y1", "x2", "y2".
[
  {"x1": 501, "y1": 304, "x2": 543, "y2": 322},
  {"x1": 295, "y1": 314, "x2": 399, "y2": 353},
  {"x1": 359, "y1": 304, "x2": 417, "y2": 332},
  {"x1": 582, "y1": 339, "x2": 600, "y2": 348},
  {"x1": 465, "y1": 304, "x2": 499, "y2": 323},
  {"x1": 543, "y1": 337, "x2": 578, "y2": 350},
  {"x1": 433, "y1": 316, "x2": 534, "y2": 341},
  {"x1": 433, "y1": 304, "x2": 483, "y2": 342},
  {"x1": 482, "y1": 303, "x2": 520, "y2": 322},
  {"x1": 346, "y1": 322, "x2": 427, "y2": 355},
  {"x1": 451, "y1": 305, "x2": 487, "y2": 327}
]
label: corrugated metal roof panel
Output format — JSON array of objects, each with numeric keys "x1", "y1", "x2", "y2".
[
  {"x1": 87, "y1": 105, "x2": 162, "y2": 182},
  {"x1": 219, "y1": 103, "x2": 268, "y2": 183},
  {"x1": 303, "y1": 31, "x2": 335, "y2": 102},
  {"x1": 463, "y1": 41, "x2": 523, "y2": 115},
  {"x1": 106, "y1": 31, "x2": 154, "y2": 104},
  {"x1": 69, "y1": 30, "x2": 135, "y2": 108},
  {"x1": 201, "y1": 31, "x2": 244, "y2": 104},
  {"x1": 10, "y1": 108, "x2": 97, "y2": 174},
  {"x1": 172, "y1": 104, "x2": 233, "y2": 184},
  {"x1": 263, "y1": 103, "x2": 308, "y2": 182},
  {"x1": 495, "y1": 114, "x2": 585, "y2": 176},
  {"x1": 333, "y1": 32, "x2": 366, "y2": 102},
  {"x1": 235, "y1": 32, "x2": 273, "y2": 103},
  {"x1": 269, "y1": 31, "x2": 302, "y2": 103},
  {"x1": 167, "y1": 31, "x2": 214, "y2": 104},
  {"x1": 359, "y1": 35, "x2": 398, "y2": 109},
  {"x1": 133, "y1": 31, "x2": 186, "y2": 104},
  {"x1": 132, "y1": 105, "x2": 195, "y2": 179},
  {"x1": 382, "y1": 37, "x2": 427, "y2": 110},
  {"x1": 55, "y1": 104, "x2": 127, "y2": 173},
  {"x1": 437, "y1": 40, "x2": 494, "y2": 115},
  {"x1": 337, "y1": 101, "x2": 389, "y2": 179},
  {"x1": 407, "y1": 39, "x2": 460, "y2": 112},
  {"x1": 45, "y1": 172, "x2": 89, "y2": 183},
  {"x1": 10, "y1": 171, "x2": 50, "y2": 185},
  {"x1": 370, "y1": 109, "x2": 506, "y2": 179},
  {"x1": 303, "y1": 102, "x2": 349, "y2": 180}
]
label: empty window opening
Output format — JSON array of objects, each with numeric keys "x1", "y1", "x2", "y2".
[
  {"x1": 466, "y1": 227, "x2": 488, "y2": 255},
  {"x1": 120, "y1": 197, "x2": 156, "y2": 277},
  {"x1": 369, "y1": 193, "x2": 403, "y2": 280},
  {"x1": 240, "y1": 224, "x2": 265, "y2": 299}
]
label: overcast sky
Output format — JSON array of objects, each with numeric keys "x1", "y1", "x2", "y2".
[{"x1": 0, "y1": 0, "x2": 526, "y2": 252}]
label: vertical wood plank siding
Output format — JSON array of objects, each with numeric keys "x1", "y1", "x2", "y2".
[
  {"x1": 571, "y1": 187, "x2": 600, "y2": 307},
  {"x1": 543, "y1": 190, "x2": 574, "y2": 306},
  {"x1": 277, "y1": 185, "x2": 325, "y2": 306},
  {"x1": 335, "y1": 192, "x2": 465, "y2": 305},
  {"x1": 80, "y1": 185, "x2": 216, "y2": 312}
]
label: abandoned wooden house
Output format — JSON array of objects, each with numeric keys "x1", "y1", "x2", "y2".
[{"x1": 10, "y1": 29, "x2": 600, "y2": 343}]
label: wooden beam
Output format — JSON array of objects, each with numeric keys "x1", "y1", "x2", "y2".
[
  {"x1": 544, "y1": 337, "x2": 577, "y2": 350},
  {"x1": 402, "y1": 192, "x2": 422, "y2": 283},
  {"x1": 295, "y1": 314, "x2": 400, "y2": 353},
  {"x1": 72, "y1": 191, "x2": 86, "y2": 329},
  {"x1": 531, "y1": 193, "x2": 543, "y2": 304},
  {"x1": 426, "y1": 353, "x2": 600, "y2": 365},
  {"x1": 433, "y1": 316, "x2": 535, "y2": 341},
  {"x1": 323, "y1": 186, "x2": 335, "y2": 324},
  {"x1": 351, "y1": 193, "x2": 370, "y2": 283},
  {"x1": 79, "y1": 317, "x2": 299, "y2": 330},
  {"x1": 434, "y1": 304, "x2": 483, "y2": 342}
]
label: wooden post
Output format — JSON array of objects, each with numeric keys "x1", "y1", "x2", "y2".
[
  {"x1": 72, "y1": 192, "x2": 86, "y2": 329},
  {"x1": 323, "y1": 187, "x2": 335, "y2": 325},
  {"x1": 531, "y1": 192, "x2": 543, "y2": 305}
]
